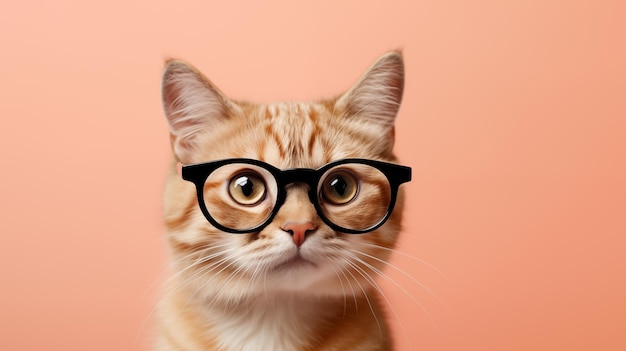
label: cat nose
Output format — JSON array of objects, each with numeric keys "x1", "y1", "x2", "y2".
[{"x1": 281, "y1": 222, "x2": 317, "y2": 247}]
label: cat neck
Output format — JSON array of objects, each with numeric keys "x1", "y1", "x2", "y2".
[
  {"x1": 208, "y1": 294, "x2": 338, "y2": 351},
  {"x1": 159, "y1": 287, "x2": 388, "y2": 351}
]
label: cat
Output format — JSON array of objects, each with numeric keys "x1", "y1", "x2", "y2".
[{"x1": 157, "y1": 51, "x2": 410, "y2": 351}]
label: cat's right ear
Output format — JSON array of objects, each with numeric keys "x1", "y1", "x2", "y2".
[{"x1": 161, "y1": 60, "x2": 237, "y2": 163}]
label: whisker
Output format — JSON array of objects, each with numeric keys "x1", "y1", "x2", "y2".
[
  {"x1": 337, "y1": 262, "x2": 359, "y2": 314},
  {"x1": 175, "y1": 249, "x2": 243, "y2": 314},
  {"x1": 347, "y1": 249, "x2": 441, "y2": 335},
  {"x1": 345, "y1": 252, "x2": 422, "y2": 350},
  {"x1": 161, "y1": 242, "x2": 235, "y2": 296},
  {"x1": 360, "y1": 242, "x2": 448, "y2": 281},
  {"x1": 201, "y1": 255, "x2": 243, "y2": 309},
  {"x1": 339, "y1": 258, "x2": 383, "y2": 340},
  {"x1": 328, "y1": 264, "x2": 348, "y2": 317},
  {"x1": 351, "y1": 247, "x2": 449, "y2": 310},
  {"x1": 140, "y1": 243, "x2": 235, "y2": 338},
  {"x1": 164, "y1": 246, "x2": 239, "y2": 304},
  {"x1": 174, "y1": 242, "x2": 233, "y2": 264},
  {"x1": 244, "y1": 258, "x2": 264, "y2": 295}
]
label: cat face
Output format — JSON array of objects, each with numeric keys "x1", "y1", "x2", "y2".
[{"x1": 161, "y1": 52, "x2": 406, "y2": 302}]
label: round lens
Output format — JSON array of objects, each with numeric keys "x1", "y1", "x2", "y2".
[
  {"x1": 318, "y1": 164, "x2": 392, "y2": 232},
  {"x1": 203, "y1": 164, "x2": 277, "y2": 231}
]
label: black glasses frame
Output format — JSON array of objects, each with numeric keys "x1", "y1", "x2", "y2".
[{"x1": 182, "y1": 158, "x2": 411, "y2": 234}]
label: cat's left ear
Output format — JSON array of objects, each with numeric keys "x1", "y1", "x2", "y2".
[{"x1": 335, "y1": 51, "x2": 404, "y2": 128}]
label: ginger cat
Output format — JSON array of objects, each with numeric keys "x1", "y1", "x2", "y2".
[{"x1": 157, "y1": 51, "x2": 410, "y2": 351}]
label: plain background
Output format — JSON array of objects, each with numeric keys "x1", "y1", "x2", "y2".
[{"x1": 1, "y1": 1, "x2": 625, "y2": 350}]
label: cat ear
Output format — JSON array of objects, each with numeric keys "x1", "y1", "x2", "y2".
[
  {"x1": 161, "y1": 60, "x2": 237, "y2": 163},
  {"x1": 335, "y1": 51, "x2": 404, "y2": 128}
]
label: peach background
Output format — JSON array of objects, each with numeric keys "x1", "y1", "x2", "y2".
[{"x1": 1, "y1": 1, "x2": 625, "y2": 350}]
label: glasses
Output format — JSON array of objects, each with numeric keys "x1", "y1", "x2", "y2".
[{"x1": 182, "y1": 158, "x2": 411, "y2": 234}]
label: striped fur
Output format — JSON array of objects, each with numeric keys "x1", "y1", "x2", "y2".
[{"x1": 158, "y1": 52, "x2": 405, "y2": 351}]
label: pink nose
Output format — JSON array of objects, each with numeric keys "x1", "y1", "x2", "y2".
[{"x1": 281, "y1": 222, "x2": 317, "y2": 247}]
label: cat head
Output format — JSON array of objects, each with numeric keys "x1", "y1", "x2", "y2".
[{"x1": 161, "y1": 52, "x2": 406, "y2": 301}]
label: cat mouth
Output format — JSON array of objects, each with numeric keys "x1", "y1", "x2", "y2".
[{"x1": 273, "y1": 253, "x2": 316, "y2": 271}]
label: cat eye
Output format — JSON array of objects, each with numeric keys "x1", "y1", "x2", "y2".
[
  {"x1": 182, "y1": 158, "x2": 411, "y2": 234},
  {"x1": 320, "y1": 170, "x2": 358, "y2": 205},
  {"x1": 228, "y1": 172, "x2": 267, "y2": 206}
]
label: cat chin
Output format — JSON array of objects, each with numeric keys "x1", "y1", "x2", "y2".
[
  {"x1": 264, "y1": 265, "x2": 338, "y2": 294},
  {"x1": 271, "y1": 253, "x2": 317, "y2": 272},
  {"x1": 193, "y1": 273, "x2": 348, "y2": 303}
]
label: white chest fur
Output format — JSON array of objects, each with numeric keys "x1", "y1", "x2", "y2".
[{"x1": 209, "y1": 297, "x2": 326, "y2": 351}]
